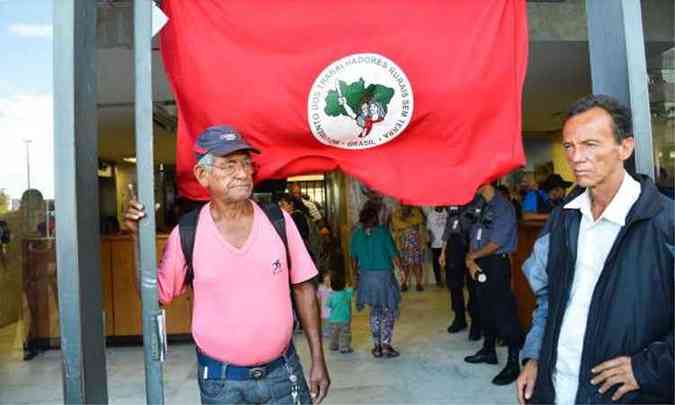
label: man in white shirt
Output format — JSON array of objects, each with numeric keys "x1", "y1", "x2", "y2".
[
  {"x1": 290, "y1": 183, "x2": 322, "y2": 222},
  {"x1": 516, "y1": 95, "x2": 673, "y2": 404},
  {"x1": 425, "y1": 206, "x2": 448, "y2": 287}
]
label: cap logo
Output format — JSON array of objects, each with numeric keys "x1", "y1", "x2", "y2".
[{"x1": 220, "y1": 133, "x2": 237, "y2": 141}]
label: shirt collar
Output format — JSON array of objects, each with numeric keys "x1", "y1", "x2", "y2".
[
  {"x1": 563, "y1": 189, "x2": 591, "y2": 210},
  {"x1": 563, "y1": 170, "x2": 641, "y2": 226}
]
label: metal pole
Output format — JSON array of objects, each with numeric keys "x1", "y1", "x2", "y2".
[
  {"x1": 586, "y1": 0, "x2": 655, "y2": 179},
  {"x1": 134, "y1": 0, "x2": 165, "y2": 403},
  {"x1": 53, "y1": 0, "x2": 108, "y2": 403},
  {"x1": 24, "y1": 139, "x2": 31, "y2": 190}
]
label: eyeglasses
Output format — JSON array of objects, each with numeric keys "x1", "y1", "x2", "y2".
[{"x1": 210, "y1": 159, "x2": 255, "y2": 176}]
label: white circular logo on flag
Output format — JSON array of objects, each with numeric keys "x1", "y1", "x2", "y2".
[{"x1": 307, "y1": 53, "x2": 414, "y2": 150}]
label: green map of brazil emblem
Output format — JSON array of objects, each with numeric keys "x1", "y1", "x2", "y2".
[{"x1": 308, "y1": 53, "x2": 414, "y2": 150}]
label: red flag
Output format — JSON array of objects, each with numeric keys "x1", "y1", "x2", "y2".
[{"x1": 160, "y1": 1, "x2": 528, "y2": 205}]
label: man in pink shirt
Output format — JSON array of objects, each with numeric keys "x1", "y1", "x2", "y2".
[{"x1": 125, "y1": 125, "x2": 330, "y2": 404}]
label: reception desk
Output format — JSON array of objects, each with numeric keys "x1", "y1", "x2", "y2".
[
  {"x1": 28, "y1": 234, "x2": 193, "y2": 348},
  {"x1": 511, "y1": 221, "x2": 546, "y2": 330},
  {"x1": 102, "y1": 235, "x2": 193, "y2": 339}
]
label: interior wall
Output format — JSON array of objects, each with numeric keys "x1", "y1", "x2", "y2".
[
  {"x1": 522, "y1": 137, "x2": 554, "y2": 170},
  {"x1": 653, "y1": 119, "x2": 675, "y2": 178}
]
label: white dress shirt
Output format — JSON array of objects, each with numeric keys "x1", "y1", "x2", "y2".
[
  {"x1": 301, "y1": 198, "x2": 322, "y2": 222},
  {"x1": 554, "y1": 171, "x2": 641, "y2": 405},
  {"x1": 425, "y1": 209, "x2": 448, "y2": 249}
]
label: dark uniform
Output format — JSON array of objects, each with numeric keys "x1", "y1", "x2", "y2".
[
  {"x1": 441, "y1": 206, "x2": 480, "y2": 337},
  {"x1": 464, "y1": 190, "x2": 523, "y2": 386}
]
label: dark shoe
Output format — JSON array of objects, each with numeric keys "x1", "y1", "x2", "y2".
[
  {"x1": 447, "y1": 317, "x2": 468, "y2": 334},
  {"x1": 371, "y1": 344, "x2": 383, "y2": 358},
  {"x1": 381, "y1": 344, "x2": 400, "y2": 358},
  {"x1": 401, "y1": 284, "x2": 408, "y2": 292},
  {"x1": 492, "y1": 361, "x2": 520, "y2": 385},
  {"x1": 416, "y1": 284, "x2": 424, "y2": 292},
  {"x1": 464, "y1": 348, "x2": 498, "y2": 365},
  {"x1": 340, "y1": 348, "x2": 354, "y2": 354},
  {"x1": 23, "y1": 346, "x2": 41, "y2": 361},
  {"x1": 468, "y1": 324, "x2": 482, "y2": 341}
]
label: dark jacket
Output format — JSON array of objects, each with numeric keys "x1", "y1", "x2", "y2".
[{"x1": 532, "y1": 175, "x2": 674, "y2": 404}]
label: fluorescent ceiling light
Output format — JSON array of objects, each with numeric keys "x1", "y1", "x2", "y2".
[
  {"x1": 288, "y1": 174, "x2": 325, "y2": 182},
  {"x1": 123, "y1": 157, "x2": 137, "y2": 163}
]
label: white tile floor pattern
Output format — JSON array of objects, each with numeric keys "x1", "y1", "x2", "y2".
[{"x1": 0, "y1": 287, "x2": 518, "y2": 404}]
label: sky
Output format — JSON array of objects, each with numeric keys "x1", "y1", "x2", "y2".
[{"x1": 0, "y1": 0, "x2": 54, "y2": 201}]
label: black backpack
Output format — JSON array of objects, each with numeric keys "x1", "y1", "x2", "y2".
[{"x1": 178, "y1": 202, "x2": 291, "y2": 287}]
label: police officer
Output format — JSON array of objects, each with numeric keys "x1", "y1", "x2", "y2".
[
  {"x1": 439, "y1": 205, "x2": 481, "y2": 339},
  {"x1": 463, "y1": 183, "x2": 523, "y2": 386}
]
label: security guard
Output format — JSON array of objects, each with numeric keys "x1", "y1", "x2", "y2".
[
  {"x1": 439, "y1": 205, "x2": 481, "y2": 339},
  {"x1": 463, "y1": 183, "x2": 523, "y2": 386}
]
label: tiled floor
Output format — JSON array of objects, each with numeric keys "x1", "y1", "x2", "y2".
[{"x1": 0, "y1": 287, "x2": 518, "y2": 404}]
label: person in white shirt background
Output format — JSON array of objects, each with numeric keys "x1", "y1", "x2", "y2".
[{"x1": 425, "y1": 206, "x2": 448, "y2": 288}]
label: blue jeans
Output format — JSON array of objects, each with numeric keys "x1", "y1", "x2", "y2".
[{"x1": 197, "y1": 349, "x2": 312, "y2": 404}]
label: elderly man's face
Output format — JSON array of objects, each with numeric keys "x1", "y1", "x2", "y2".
[
  {"x1": 195, "y1": 152, "x2": 254, "y2": 203},
  {"x1": 562, "y1": 108, "x2": 634, "y2": 188}
]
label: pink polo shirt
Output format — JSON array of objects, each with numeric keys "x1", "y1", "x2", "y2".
[{"x1": 157, "y1": 201, "x2": 317, "y2": 366}]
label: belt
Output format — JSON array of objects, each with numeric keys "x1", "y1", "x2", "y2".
[
  {"x1": 197, "y1": 345, "x2": 294, "y2": 381},
  {"x1": 477, "y1": 253, "x2": 509, "y2": 259}
]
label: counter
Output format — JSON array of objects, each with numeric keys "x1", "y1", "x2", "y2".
[
  {"x1": 28, "y1": 234, "x2": 193, "y2": 348},
  {"x1": 512, "y1": 220, "x2": 546, "y2": 330}
]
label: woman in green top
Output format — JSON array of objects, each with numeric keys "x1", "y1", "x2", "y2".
[{"x1": 351, "y1": 203, "x2": 401, "y2": 358}]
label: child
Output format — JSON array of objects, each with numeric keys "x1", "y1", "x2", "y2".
[
  {"x1": 327, "y1": 269, "x2": 353, "y2": 353},
  {"x1": 317, "y1": 272, "x2": 333, "y2": 338}
]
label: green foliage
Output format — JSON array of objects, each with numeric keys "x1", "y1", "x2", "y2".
[
  {"x1": 0, "y1": 190, "x2": 8, "y2": 215},
  {"x1": 324, "y1": 79, "x2": 395, "y2": 118}
]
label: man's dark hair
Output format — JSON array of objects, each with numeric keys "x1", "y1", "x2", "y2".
[
  {"x1": 277, "y1": 193, "x2": 293, "y2": 205},
  {"x1": 277, "y1": 193, "x2": 309, "y2": 215},
  {"x1": 330, "y1": 269, "x2": 346, "y2": 291},
  {"x1": 359, "y1": 202, "x2": 379, "y2": 227},
  {"x1": 566, "y1": 94, "x2": 633, "y2": 143},
  {"x1": 496, "y1": 184, "x2": 510, "y2": 198}
]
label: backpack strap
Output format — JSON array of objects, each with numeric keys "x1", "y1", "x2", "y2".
[
  {"x1": 178, "y1": 208, "x2": 200, "y2": 287},
  {"x1": 260, "y1": 202, "x2": 301, "y2": 331},
  {"x1": 260, "y1": 203, "x2": 291, "y2": 273}
]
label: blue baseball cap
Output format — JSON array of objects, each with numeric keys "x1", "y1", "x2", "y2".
[{"x1": 192, "y1": 125, "x2": 260, "y2": 158}]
